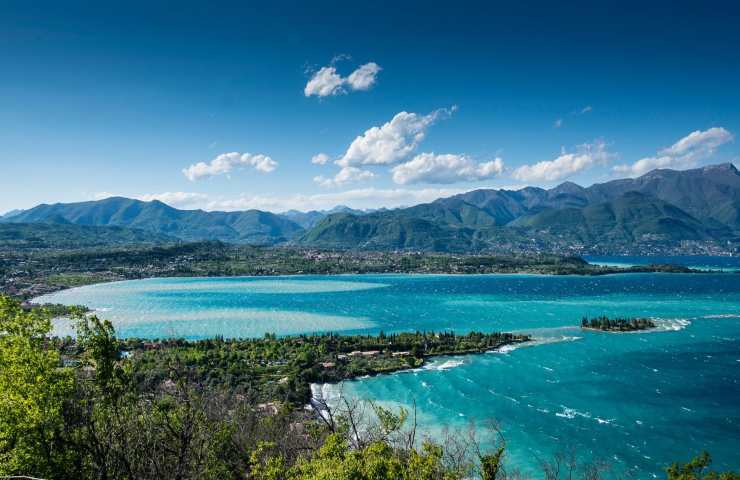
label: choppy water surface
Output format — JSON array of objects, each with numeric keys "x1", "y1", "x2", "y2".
[{"x1": 37, "y1": 266, "x2": 740, "y2": 477}]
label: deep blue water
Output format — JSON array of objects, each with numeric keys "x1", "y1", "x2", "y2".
[{"x1": 37, "y1": 267, "x2": 740, "y2": 477}]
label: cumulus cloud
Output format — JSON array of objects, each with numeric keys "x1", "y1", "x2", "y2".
[
  {"x1": 337, "y1": 106, "x2": 456, "y2": 168},
  {"x1": 512, "y1": 140, "x2": 613, "y2": 182},
  {"x1": 304, "y1": 62, "x2": 381, "y2": 97},
  {"x1": 94, "y1": 187, "x2": 474, "y2": 213},
  {"x1": 613, "y1": 127, "x2": 733, "y2": 177},
  {"x1": 183, "y1": 152, "x2": 277, "y2": 181},
  {"x1": 346, "y1": 62, "x2": 381, "y2": 90},
  {"x1": 303, "y1": 67, "x2": 345, "y2": 97},
  {"x1": 210, "y1": 187, "x2": 465, "y2": 212},
  {"x1": 314, "y1": 166, "x2": 375, "y2": 188},
  {"x1": 311, "y1": 153, "x2": 331, "y2": 165},
  {"x1": 391, "y1": 153, "x2": 504, "y2": 185},
  {"x1": 93, "y1": 192, "x2": 209, "y2": 210}
]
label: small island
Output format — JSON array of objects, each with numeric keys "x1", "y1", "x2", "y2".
[{"x1": 581, "y1": 315, "x2": 656, "y2": 332}]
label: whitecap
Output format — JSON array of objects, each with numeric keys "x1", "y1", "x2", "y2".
[
  {"x1": 424, "y1": 358, "x2": 465, "y2": 371},
  {"x1": 556, "y1": 406, "x2": 591, "y2": 420},
  {"x1": 651, "y1": 318, "x2": 691, "y2": 332}
]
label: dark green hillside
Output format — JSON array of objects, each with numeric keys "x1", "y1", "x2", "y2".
[
  {"x1": 511, "y1": 192, "x2": 721, "y2": 244},
  {"x1": 298, "y1": 163, "x2": 739, "y2": 253},
  {"x1": 4, "y1": 197, "x2": 303, "y2": 245},
  {"x1": 298, "y1": 212, "x2": 482, "y2": 251},
  {"x1": 585, "y1": 163, "x2": 740, "y2": 229},
  {"x1": 0, "y1": 222, "x2": 176, "y2": 249}
]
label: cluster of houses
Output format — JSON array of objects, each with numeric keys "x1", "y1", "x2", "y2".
[{"x1": 319, "y1": 349, "x2": 411, "y2": 369}]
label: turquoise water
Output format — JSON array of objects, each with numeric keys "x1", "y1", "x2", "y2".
[{"x1": 37, "y1": 270, "x2": 740, "y2": 477}]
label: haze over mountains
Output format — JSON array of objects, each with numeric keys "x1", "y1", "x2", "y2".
[{"x1": 3, "y1": 163, "x2": 739, "y2": 253}]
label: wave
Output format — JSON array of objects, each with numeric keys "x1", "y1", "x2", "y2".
[
  {"x1": 423, "y1": 358, "x2": 466, "y2": 371},
  {"x1": 702, "y1": 313, "x2": 740, "y2": 319},
  {"x1": 555, "y1": 407, "x2": 618, "y2": 427},
  {"x1": 486, "y1": 333, "x2": 582, "y2": 356},
  {"x1": 651, "y1": 318, "x2": 691, "y2": 332},
  {"x1": 555, "y1": 405, "x2": 591, "y2": 420}
]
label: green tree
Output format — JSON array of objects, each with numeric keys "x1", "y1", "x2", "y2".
[
  {"x1": 666, "y1": 451, "x2": 740, "y2": 480},
  {"x1": 0, "y1": 295, "x2": 75, "y2": 477}
]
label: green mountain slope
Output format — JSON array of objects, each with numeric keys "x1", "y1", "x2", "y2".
[
  {"x1": 510, "y1": 192, "x2": 725, "y2": 244},
  {"x1": 0, "y1": 222, "x2": 176, "y2": 249},
  {"x1": 584, "y1": 163, "x2": 740, "y2": 229},
  {"x1": 298, "y1": 164, "x2": 739, "y2": 251},
  {"x1": 5, "y1": 163, "x2": 738, "y2": 252},
  {"x1": 4, "y1": 197, "x2": 304, "y2": 245}
]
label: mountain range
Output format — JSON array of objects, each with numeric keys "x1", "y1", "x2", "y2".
[
  {"x1": 3, "y1": 163, "x2": 739, "y2": 253},
  {"x1": 299, "y1": 163, "x2": 739, "y2": 251}
]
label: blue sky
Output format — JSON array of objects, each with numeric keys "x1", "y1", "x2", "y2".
[{"x1": 2, "y1": 1, "x2": 739, "y2": 213}]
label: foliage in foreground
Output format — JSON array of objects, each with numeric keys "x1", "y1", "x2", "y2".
[{"x1": 0, "y1": 294, "x2": 738, "y2": 479}]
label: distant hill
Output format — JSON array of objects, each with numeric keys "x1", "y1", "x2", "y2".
[
  {"x1": 298, "y1": 163, "x2": 740, "y2": 252},
  {"x1": 278, "y1": 205, "x2": 373, "y2": 228},
  {"x1": 4, "y1": 197, "x2": 303, "y2": 245},
  {"x1": 0, "y1": 222, "x2": 176, "y2": 249},
  {"x1": 0, "y1": 209, "x2": 24, "y2": 220}
]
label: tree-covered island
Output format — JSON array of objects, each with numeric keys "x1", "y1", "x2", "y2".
[{"x1": 581, "y1": 315, "x2": 657, "y2": 332}]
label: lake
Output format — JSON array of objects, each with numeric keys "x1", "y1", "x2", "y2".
[{"x1": 36, "y1": 264, "x2": 740, "y2": 477}]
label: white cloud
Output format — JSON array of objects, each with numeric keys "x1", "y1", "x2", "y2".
[
  {"x1": 304, "y1": 62, "x2": 381, "y2": 97},
  {"x1": 613, "y1": 127, "x2": 733, "y2": 177},
  {"x1": 92, "y1": 187, "x2": 474, "y2": 213},
  {"x1": 512, "y1": 140, "x2": 613, "y2": 182},
  {"x1": 136, "y1": 192, "x2": 210, "y2": 209},
  {"x1": 93, "y1": 191, "x2": 210, "y2": 210},
  {"x1": 304, "y1": 66, "x2": 345, "y2": 97},
  {"x1": 580, "y1": 105, "x2": 593, "y2": 114},
  {"x1": 183, "y1": 152, "x2": 277, "y2": 181},
  {"x1": 209, "y1": 187, "x2": 465, "y2": 212},
  {"x1": 554, "y1": 118, "x2": 563, "y2": 128},
  {"x1": 313, "y1": 166, "x2": 375, "y2": 188},
  {"x1": 346, "y1": 62, "x2": 381, "y2": 90},
  {"x1": 659, "y1": 127, "x2": 732, "y2": 157},
  {"x1": 337, "y1": 106, "x2": 456, "y2": 167},
  {"x1": 311, "y1": 153, "x2": 331, "y2": 165},
  {"x1": 391, "y1": 153, "x2": 504, "y2": 185}
]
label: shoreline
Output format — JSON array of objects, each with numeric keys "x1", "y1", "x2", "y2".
[
  {"x1": 307, "y1": 337, "x2": 533, "y2": 408},
  {"x1": 580, "y1": 326, "x2": 658, "y2": 334},
  {"x1": 28, "y1": 264, "x2": 713, "y2": 305}
]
